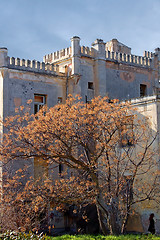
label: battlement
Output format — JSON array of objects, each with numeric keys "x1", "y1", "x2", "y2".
[
  {"x1": 44, "y1": 45, "x2": 96, "y2": 64},
  {"x1": 43, "y1": 47, "x2": 72, "y2": 64},
  {"x1": 7, "y1": 56, "x2": 58, "y2": 75},
  {"x1": 42, "y1": 36, "x2": 154, "y2": 69},
  {"x1": 106, "y1": 51, "x2": 152, "y2": 68},
  {"x1": 44, "y1": 45, "x2": 153, "y2": 68},
  {"x1": 80, "y1": 46, "x2": 96, "y2": 57},
  {"x1": 143, "y1": 51, "x2": 154, "y2": 58}
]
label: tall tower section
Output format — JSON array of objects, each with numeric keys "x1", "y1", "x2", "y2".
[
  {"x1": 71, "y1": 36, "x2": 80, "y2": 75},
  {"x1": 0, "y1": 47, "x2": 9, "y2": 191},
  {"x1": 0, "y1": 48, "x2": 9, "y2": 121},
  {"x1": 92, "y1": 39, "x2": 106, "y2": 97}
]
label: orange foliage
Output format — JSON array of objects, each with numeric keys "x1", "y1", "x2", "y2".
[{"x1": 0, "y1": 96, "x2": 159, "y2": 234}]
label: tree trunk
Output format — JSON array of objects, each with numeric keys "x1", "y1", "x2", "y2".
[
  {"x1": 109, "y1": 197, "x2": 121, "y2": 235},
  {"x1": 96, "y1": 195, "x2": 110, "y2": 235},
  {"x1": 96, "y1": 194, "x2": 122, "y2": 235}
]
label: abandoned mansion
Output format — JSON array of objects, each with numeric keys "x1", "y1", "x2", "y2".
[{"x1": 0, "y1": 36, "x2": 160, "y2": 233}]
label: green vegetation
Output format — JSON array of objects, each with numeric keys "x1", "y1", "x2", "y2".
[
  {"x1": 1, "y1": 232, "x2": 160, "y2": 240},
  {"x1": 50, "y1": 234, "x2": 160, "y2": 240}
]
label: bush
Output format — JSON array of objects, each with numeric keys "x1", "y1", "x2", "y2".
[{"x1": 0, "y1": 231, "x2": 46, "y2": 240}]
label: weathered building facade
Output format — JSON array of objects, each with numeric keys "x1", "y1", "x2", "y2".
[
  {"x1": 44, "y1": 36, "x2": 157, "y2": 102},
  {"x1": 1, "y1": 36, "x2": 160, "y2": 120},
  {"x1": 0, "y1": 36, "x2": 160, "y2": 233}
]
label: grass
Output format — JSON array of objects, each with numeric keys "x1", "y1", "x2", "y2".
[
  {"x1": 47, "y1": 234, "x2": 160, "y2": 240},
  {"x1": 1, "y1": 233, "x2": 160, "y2": 240}
]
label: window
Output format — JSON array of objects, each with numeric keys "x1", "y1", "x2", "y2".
[
  {"x1": 34, "y1": 94, "x2": 46, "y2": 114},
  {"x1": 120, "y1": 116, "x2": 134, "y2": 147},
  {"x1": 140, "y1": 84, "x2": 147, "y2": 97},
  {"x1": 88, "y1": 82, "x2": 94, "y2": 90},
  {"x1": 59, "y1": 163, "x2": 63, "y2": 175},
  {"x1": 57, "y1": 97, "x2": 62, "y2": 104}
]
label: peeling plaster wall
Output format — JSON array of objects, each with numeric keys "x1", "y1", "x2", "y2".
[
  {"x1": 129, "y1": 96, "x2": 160, "y2": 234},
  {"x1": 2, "y1": 68, "x2": 64, "y2": 180},
  {"x1": 71, "y1": 59, "x2": 154, "y2": 102},
  {"x1": 105, "y1": 67, "x2": 153, "y2": 100},
  {"x1": 7, "y1": 70, "x2": 63, "y2": 116},
  {"x1": 80, "y1": 63, "x2": 94, "y2": 101}
]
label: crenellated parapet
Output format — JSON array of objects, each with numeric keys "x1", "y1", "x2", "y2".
[
  {"x1": 42, "y1": 37, "x2": 156, "y2": 70},
  {"x1": 7, "y1": 56, "x2": 57, "y2": 74},
  {"x1": 44, "y1": 45, "x2": 96, "y2": 64},
  {"x1": 143, "y1": 51, "x2": 154, "y2": 58},
  {"x1": 80, "y1": 46, "x2": 96, "y2": 58},
  {"x1": 106, "y1": 51, "x2": 152, "y2": 68},
  {"x1": 43, "y1": 47, "x2": 72, "y2": 64},
  {"x1": 43, "y1": 44, "x2": 153, "y2": 69}
]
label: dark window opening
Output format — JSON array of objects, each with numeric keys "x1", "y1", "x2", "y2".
[
  {"x1": 140, "y1": 84, "x2": 147, "y2": 97},
  {"x1": 88, "y1": 82, "x2": 94, "y2": 90},
  {"x1": 59, "y1": 164, "x2": 63, "y2": 175}
]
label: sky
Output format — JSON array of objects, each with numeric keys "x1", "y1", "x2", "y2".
[{"x1": 0, "y1": 0, "x2": 160, "y2": 61}]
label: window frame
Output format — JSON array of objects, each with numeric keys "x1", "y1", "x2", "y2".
[
  {"x1": 88, "y1": 82, "x2": 94, "y2": 90},
  {"x1": 140, "y1": 84, "x2": 147, "y2": 97},
  {"x1": 34, "y1": 94, "x2": 46, "y2": 114}
]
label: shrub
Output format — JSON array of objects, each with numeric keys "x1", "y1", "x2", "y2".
[{"x1": 0, "y1": 231, "x2": 46, "y2": 240}]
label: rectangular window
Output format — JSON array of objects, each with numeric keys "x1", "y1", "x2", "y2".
[
  {"x1": 57, "y1": 97, "x2": 62, "y2": 104},
  {"x1": 59, "y1": 164, "x2": 63, "y2": 175},
  {"x1": 34, "y1": 94, "x2": 46, "y2": 114},
  {"x1": 140, "y1": 84, "x2": 147, "y2": 97},
  {"x1": 88, "y1": 82, "x2": 94, "y2": 90}
]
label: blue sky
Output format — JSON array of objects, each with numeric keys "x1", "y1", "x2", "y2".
[{"x1": 0, "y1": 0, "x2": 160, "y2": 61}]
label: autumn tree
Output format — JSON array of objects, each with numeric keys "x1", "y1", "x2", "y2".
[
  {"x1": 0, "y1": 168, "x2": 50, "y2": 233},
  {"x1": 0, "y1": 96, "x2": 159, "y2": 235}
]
